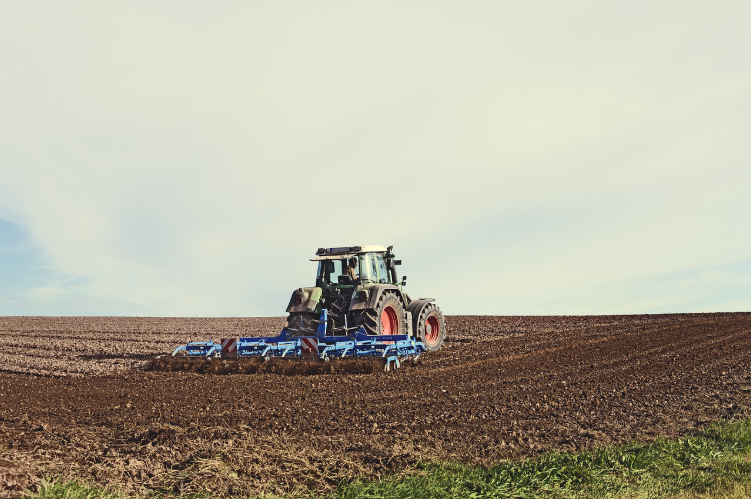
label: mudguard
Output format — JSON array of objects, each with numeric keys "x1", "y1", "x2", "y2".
[{"x1": 349, "y1": 284, "x2": 407, "y2": 313}]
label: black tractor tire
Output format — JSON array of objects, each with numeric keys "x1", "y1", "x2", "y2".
[
  {"x1": 414, "y1": 304, "x2": 446, "y2": 351},
  {"x1": 286, "y1": 312, "x2": 318, "y2": 337},
  {"x1": 358, "y1": 292, "x2": 407, "y2": 336}
]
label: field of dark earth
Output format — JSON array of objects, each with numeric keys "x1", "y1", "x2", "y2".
[{"x1": 1, "y1": 313, "x2": 750, "y2": 497}]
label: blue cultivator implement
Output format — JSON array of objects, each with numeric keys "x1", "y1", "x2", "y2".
[{"x1": 172, "y1": 310, "x2": 425, "y2": 371}]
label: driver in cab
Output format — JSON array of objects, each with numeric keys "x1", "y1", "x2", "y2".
[{"x1": 346, "y1": 257, "x2": 358, "y2": 281}]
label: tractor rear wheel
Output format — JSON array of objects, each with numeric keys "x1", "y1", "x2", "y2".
[
  {"x1": 415, "y1": 304, "x2": 445, "y2": 351},
  {"x1": 359, "y1": 292, "x2": 407, "y2": 336}
]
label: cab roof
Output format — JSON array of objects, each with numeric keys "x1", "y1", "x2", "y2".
[{"x1": 311, "y1": 245, "x2": 389, "y2": 261}]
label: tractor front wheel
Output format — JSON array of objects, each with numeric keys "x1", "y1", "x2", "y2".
[{"x1": 415, "y1": 304, "x2": 446, "y2": 351}]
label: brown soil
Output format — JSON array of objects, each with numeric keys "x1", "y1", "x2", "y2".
[{"x1": 1, "y1": 313, "x2": 750, "y2": 497}]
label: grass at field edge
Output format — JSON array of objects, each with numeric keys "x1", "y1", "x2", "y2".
[{"x1": 27, "y1": 418, "x2": 751, "y2": 499}]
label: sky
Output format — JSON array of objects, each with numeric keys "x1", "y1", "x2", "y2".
[{"x1": 1, "y1": 1, "x2": 750, "y2": 316}]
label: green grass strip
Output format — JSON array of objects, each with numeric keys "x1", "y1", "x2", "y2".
[
  {"x1": 31, "y1": 480, "x2": 127, "y2": 499},
  {"x1": 26, "y1": 419, "x2": 751, "y2": 499},
  {"x1": 329, "y1": 419, "x2": 751, "y2": 499}
]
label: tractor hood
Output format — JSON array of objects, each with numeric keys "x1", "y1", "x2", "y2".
[{"x1": 286, "y1": 287, "x2": 322, "y2": 314}]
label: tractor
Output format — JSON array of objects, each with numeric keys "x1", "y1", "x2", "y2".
[{"x1": 285, "y1": 245, "x2": 446, "y2": 351}]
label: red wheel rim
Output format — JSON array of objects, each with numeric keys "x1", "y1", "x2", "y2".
[
  {"x1": 425, "y1": 315, "x2": 440, "y2": 345},
  {"x1": 380, "y1": 306, "x2": 399, "y2": 335}
]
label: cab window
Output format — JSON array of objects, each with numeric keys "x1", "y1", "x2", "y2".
[
  {"x1": 375, "y1": 253, "x2": 389, "y2": 284},
  {"x1": 370, "y1": 254, "x2": 379, "y2": 282},
  {"x1": 359, "y1": 254, "x2": 373, "y2": 282},
  {"x1": 316, "y1": 260, "x2": 344, "y2": 285}
]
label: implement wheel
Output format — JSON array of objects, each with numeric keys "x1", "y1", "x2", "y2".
[
  {"x1": 415, "y1": 304, "x2": 446, "y2": 352},
  {"x1": 359, "y1": 293, "x2": 407, "y2": 336}
]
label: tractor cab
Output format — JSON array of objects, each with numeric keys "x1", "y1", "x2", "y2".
[
  {"x1": 313, "y1": 246, "x2": 399, "y2": 286},
  {"x1": 313, "y1": 247, "x2": 393, "y2": 289}
]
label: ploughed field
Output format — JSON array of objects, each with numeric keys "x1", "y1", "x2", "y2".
[{"x1": 1, "y1": 313, "x2": 751, "y2": 497}]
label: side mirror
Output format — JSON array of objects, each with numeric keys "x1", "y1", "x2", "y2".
[{"x1": 401, "y1": 276, "x2": 407, "y2": 286}]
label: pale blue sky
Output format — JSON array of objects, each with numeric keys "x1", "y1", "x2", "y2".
[{"x1": 1, "y1": 1, "x2": 749, "y2": 316}]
